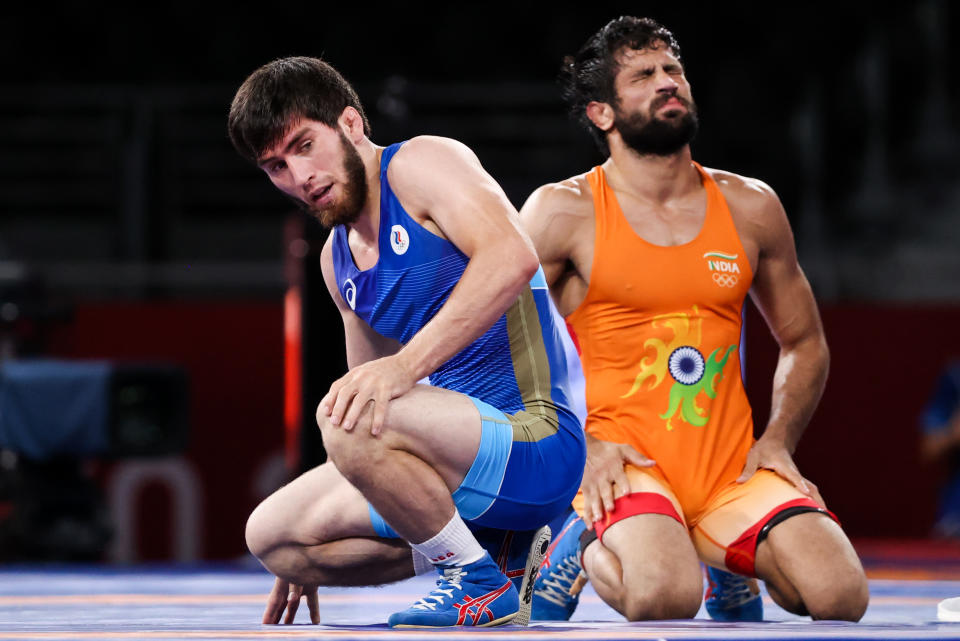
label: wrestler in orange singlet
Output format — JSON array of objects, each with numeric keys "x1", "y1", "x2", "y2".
[{"x1": 522, "y1": 16, "x2": 868, "y2": 622}]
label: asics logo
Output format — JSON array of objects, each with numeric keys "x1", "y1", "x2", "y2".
[
  {"x1": 453, "y1": 581, "x2": 511, "y2": 625},
  {"x1": 430, "y1": 551, "x2": 455, "y2": 563},
  {"x1": 342, "y1": 278, "x2": 357, "y2": 310},
  {"x1": 522, "y1": 567, "x2": 537, "y2": 602}
]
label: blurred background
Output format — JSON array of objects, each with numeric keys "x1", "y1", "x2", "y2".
[{"x1": 0, "y1": 1, "x2": 957, "y2": 563}]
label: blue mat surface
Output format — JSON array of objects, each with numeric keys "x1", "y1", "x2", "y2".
[{"x1": 2, "y1": 563, "x2": 960, "y2": 640}]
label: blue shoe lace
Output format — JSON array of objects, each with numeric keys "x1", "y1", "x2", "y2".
[
  {"x1": 532, "y1": 514, "x2": 586, "y2": 619},
  {"x1": 535, "y1": 553, "x2": 584, "y2": 609},
  {"x1": 705, "y1": 567, "x2": 762, "y2": 622}
]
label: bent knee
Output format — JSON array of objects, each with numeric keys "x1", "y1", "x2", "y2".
[
  {"x1": 245, "y1": 503, "x2": 316, "y2": 580},
  {"x1": 621, "y1": 577, "x2": 701, "y2": 621},
  {"x1": 764, "y1": 579, "x2": 807, "y2": 616},
  {"x1": 315, "y1": 409, "x2": 380, "y2": 469},
  {"x1": 622, "y1": 592, "x2": 701, "y2": 621},
  {"x1": 807, "y1": 574, "x2": 869, "y2": 621},
  {"x1": 315, "y1": 407, "x2": 338, "y2": 445},
  {"x1": 244, "y1": 490, "x2": 313, "y2": 562},
  {"x1": 245, "y1": 500, "x2": 282, "y2": 561}
]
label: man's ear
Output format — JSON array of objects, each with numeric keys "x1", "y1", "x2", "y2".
[
  {"x1": 586, "y1": 101, "x2": 615, "y2": 133},
  {"x1": 339, "y1": 107, "x2": 365, "y2": 142}
]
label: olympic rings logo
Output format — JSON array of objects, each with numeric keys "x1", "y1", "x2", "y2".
[{"x1": 712, "y1": 272, "x2": 738, "y2": 288}]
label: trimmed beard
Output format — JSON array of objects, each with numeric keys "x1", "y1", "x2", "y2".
[
  {"x1": 614, "y1": 93, "x2": 699, "y2": 157},
  {"x1": 308, "y1": 130, "x2": 368, "y2": 228}
]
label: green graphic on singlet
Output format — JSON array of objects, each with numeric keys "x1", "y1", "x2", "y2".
[{"x1": 660, "y1": 344, "x2": 737, "y2": 431}]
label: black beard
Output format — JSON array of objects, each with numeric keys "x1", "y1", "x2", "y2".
[
  {"x1": 614, "y1": 94, "x2": 699, "y2": 157},
  {"x1": 310, "y1": 130, "x2": 368, "y2": 228}
]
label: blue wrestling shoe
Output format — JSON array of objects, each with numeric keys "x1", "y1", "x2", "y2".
[
  {"x1": 469, "y1": 525, "x2": 551, "y2": 625},
  {"x1": 388, "y1": 552, "x2": 519, "y2": 628},
  {"x1": 531, "y1": 512, "x2": 587, "y2": 621},
  {"x1": 704, "y1": 566, "x2": 763, "y2": 622}
]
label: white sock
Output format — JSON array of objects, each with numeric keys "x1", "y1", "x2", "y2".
[
  {"x1": 409, "y1": 512, "x2": 485, "y2": 567},
  {"x1": 411, "y1": 548, "x2": 433, "y2": 576}
]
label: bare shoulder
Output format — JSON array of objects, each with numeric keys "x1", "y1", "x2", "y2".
[
  {"x1": 702, "y1": 166, "x2": 790, "y2": 243},
  {"x1": 385, "y1": 136, "x2": 493, "y2": 220},
  {"x1": 388, "y1": 135, "x2": 479, "y2": 177},
  {"x1": 703, "y1": 166, "x2": 780, "y2": 215},
  {"x1": 521, "y1": 172, "x2": 594, "y2": 229},
  {"x1": 520, "y1": 172, "x2": 595, "y2": 264}
]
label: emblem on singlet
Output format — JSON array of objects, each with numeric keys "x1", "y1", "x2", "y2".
[
  {"x1": 390, "y1": 224, "x2": 410, "y2": 255},
  {"x1": 342, "y1": 278, "x2": 357, "y2": 310},
  {"x1": 621, "y1": 306, "x2": 737, "y2": 431},
  {"x1": 668, "y1": 347, "x2": 705, "y2": 385},
  {"x1": 703, "y1": 251, "x2": 740, "y2": 288}
]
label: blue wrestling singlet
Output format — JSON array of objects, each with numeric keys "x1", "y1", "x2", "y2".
[{"x1": 331, "y1": 141, "x2": 585, "y2": 532}]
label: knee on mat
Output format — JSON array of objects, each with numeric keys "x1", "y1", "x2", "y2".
[
  {"x1": 765, "y1": 580, "x2": 807, "y2": 616},
  {"x1": 621, "y1": 581, "x2": 702, "y2": 621},
  {"x1": 806, "y1": 574, "x2": 869, "y2": 622}
]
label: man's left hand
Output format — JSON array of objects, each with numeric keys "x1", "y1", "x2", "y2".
[
  {"x1": 263, "y1": 577, "x2": 320, "y2": 624},
  {"x1": 736, "y1": 436, "x2": 824, "y2": 507},
  {"x1": 318, "y1": 354, "x2": 417, "y2": 435}
]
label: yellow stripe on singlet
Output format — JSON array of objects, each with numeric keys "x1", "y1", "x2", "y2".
[{"x1": 505, "y1": 285, "x2": 559, "y2": 442}]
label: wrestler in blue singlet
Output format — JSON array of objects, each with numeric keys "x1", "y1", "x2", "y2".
[{"x1": 331, "y1": 142, "x2": 586, "y2": 534}]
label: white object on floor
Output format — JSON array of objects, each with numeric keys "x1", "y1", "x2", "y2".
[{"x1": 937, "y1": 596, "x2": 960, "y2": 621}]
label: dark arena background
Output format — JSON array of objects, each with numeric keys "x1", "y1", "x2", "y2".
[{"x1": 1, "y1": 2, "x2": 960, "y2": 639}]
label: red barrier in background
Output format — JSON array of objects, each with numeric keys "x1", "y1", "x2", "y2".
[
  {"x1": 45, "y1": 301, "x2": 284, "y2": 561},
  {"x1": 38, "y1": 300, "x2": 960, "y2": 559},
  {"x1": 745, "y1": 303, "x2": 960, "y2": 539}
]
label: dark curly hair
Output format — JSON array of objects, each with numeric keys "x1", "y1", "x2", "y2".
[
  {"x1": 559, "y1": 16, "x2": 682, "y2": 155},
  {"x1": 228, "y1": 56, "x2": 371, "y2": 164}
]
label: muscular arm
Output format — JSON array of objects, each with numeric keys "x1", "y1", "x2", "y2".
[
  {"x1": 387, "y1": 136, "x2": 540, "y2": 380},
  {"x1": 519, "y1": 179, "x2": 592, "y2": 316},
  {"x1": 320, "y1": 137, "x2": 538, "y2": 433},
  {"x1": 732, "y1": 178, "x2": 828, "y2": 494},
  {"x1": 747, "y1": 187, "x2": 829, "y2": 453}
]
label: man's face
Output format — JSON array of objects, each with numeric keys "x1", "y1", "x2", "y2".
[
  {"x1": 609, "y1": 43, "x2": 698, "y2": 156},
  {"x1": 258, "y1": 119, "x2": 367, "y2": 227}
]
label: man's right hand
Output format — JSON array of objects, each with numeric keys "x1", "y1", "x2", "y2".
[
  {"x1": 262, "y1": 577, "x2": 320, "y2": 624},
  {"x1": 580, "y1": 434, "x2": 655, "y2": 528}
]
